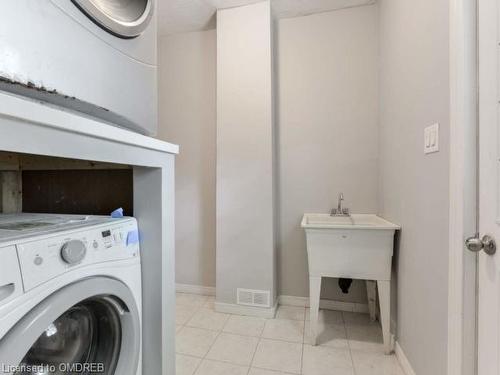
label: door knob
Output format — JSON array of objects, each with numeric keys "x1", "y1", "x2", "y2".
[{"x1": 465, "y1": 235, "x2": 496, "y2": 255}]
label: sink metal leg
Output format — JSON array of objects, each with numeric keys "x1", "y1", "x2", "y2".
[
  {"x1": 377, "y1": 280, "x2": 392, "y2": 354},
  {"x1": 309, "y1": 276, "x2": 322, "y2": 346},
  {"x1": 366, "y1": 280, "x2": 377, "y2": 322}
]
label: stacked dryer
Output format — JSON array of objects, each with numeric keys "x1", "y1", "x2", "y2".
[{"x1": 0, "y1": 0, "x2": 157, "y2": 135}]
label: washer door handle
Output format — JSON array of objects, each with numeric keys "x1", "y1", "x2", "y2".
[{"x1": 0, "y1": 283, "x2": 15, "y2": 302}]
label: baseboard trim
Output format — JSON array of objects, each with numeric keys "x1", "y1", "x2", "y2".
[
  {"x1": 214, "y1": 301, "x2": 278, "y2": 318},
  {"x1": 176, "y1": 283, "x2": 216, "y2": 296},
  {"x1": 279, "y1": 295, "x2": 369, "y2": 314},
  {"x1": 175, "y1": 285, "x2": 369, "y2": 315},
  {"x1": 395, "y1": 341, "x2": 416, "y2": 375}
]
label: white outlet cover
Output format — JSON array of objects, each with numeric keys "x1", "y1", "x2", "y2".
[{"x1": 424, "y1": 123, "x2": 439, "y2": 154}]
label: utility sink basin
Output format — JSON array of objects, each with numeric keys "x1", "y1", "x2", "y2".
[
  {"x1": 301, "y1": 213, "x2": 400, "y2": 230},
  {"x1": 301, "y1": 213, "x2": 400, "y2": 353},
  {"x1": 301, "y1": 213, "x2": 400, "y2": 281}
]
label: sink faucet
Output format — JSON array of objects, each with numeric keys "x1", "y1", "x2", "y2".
[
  {"x1": 331, "y1": 193, "x2": 350, "y2": 217},
  {"x1": 337, "y1": 192, "x2": 344, "y2": 213}
]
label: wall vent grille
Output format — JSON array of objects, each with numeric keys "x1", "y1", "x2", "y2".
[{"x1": 237, "y1": 288, "x2": 271, "y2": 308}]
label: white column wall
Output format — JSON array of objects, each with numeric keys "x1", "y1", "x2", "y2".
[{"x1": 215, "y1": 1, "x2": 277, "y2": 311}]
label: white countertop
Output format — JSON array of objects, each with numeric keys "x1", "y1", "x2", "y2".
[{"x1": 0, "y1": 91, "x2": 179, "y2": 155}]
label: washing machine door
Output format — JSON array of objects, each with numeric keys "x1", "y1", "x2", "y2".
[
  {"x1": 0, "y1": 277, "x2": 140, "y2": 375},
  {"x1": 71, "y1": 0, "x2": 153, "y2": 38}
]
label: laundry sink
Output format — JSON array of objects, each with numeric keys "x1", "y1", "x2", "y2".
[
  {"x1": 301, "y1": 213, "x2": 400, "y2": 230},
  {"x1": 301, "y1": 213, "x2": 400, "y2": 352},
  {"x1": 301, "y1": 213, "x2": 399, "y2": 280}
]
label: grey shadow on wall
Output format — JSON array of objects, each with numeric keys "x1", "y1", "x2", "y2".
[{"x1": 390, "y1": 229, "x2": 401, "y2": 335}]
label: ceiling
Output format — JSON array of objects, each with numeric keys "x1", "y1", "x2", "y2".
[{"x1": 158, "y1": 0, "x2": 376, "y2": 36}]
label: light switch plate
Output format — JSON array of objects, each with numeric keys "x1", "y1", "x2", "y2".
[{"x1": 424, "y1": 123, "x2": 439, "y2": 154}]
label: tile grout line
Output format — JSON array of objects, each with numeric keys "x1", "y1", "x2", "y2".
[
  {"x1": 192, "y1": 307, "x2": 256, "y2": 374},
  {"x1": 200, "y1": 310, "x2": 230, "y2": 359},
  {"x1": 343, "y1": 311, "x2": 358, "y2": 375},
  {"x1": 192, "y1": 319, "x2": 225, "y2": 374},
  {"x1": 251, "y1": 305, "x2": 304, "y2": 374},
  {"x1": 175, "y1": 295, "x2": 210, "y2": 375},
  {"x1": 300, "y1": 306, "x2": 306, "y2": 375},
  {"x1": 250, "y1": 365, "x2": 299, "y2": 375},
  {"x1": 183, "y1": 324, "x2": 307, "y2": 345},
  {"x1": 248, "y1": 312, "x2": 272, "y2": 372},
  {"x1": 253, "y1": 317, "x2": 268, "y2": 360},
  {"x1": 247, "y1": 336, "x2": 262, "y2": 374},
  {"x1": 210, "y1": 308, "x2": 265, "y2": 373},
  {"x1": 179, "y1": 296, "x2": 376, "y2": 375}
]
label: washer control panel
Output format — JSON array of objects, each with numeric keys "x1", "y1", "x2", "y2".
[{"x1": 16, "y1": 218, "x2": 139, "y2": 291}]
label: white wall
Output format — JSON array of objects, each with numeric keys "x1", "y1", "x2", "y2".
[
  {"x1": 216, "y1": 1, "x2": 277, "y2": 306},
  {"x1": 159, "y1": 5, "x2": 451, "y2": 373},
  {"x1": 157, "y1": 30, "x2": 217, "y2": 288},
  {"x1": 277, "y1": 5, "x2": 379, "y2": 302},
  {"x1": 158, "y1": 5, "x2": 379, "y2": 304},
  {"x1": 378, "y1": 0, "x2": 450, "y2": 374}
]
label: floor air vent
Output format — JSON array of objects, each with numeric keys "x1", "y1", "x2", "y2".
[{"x1": 237, "y1": 288, "x2": 271, "y2": 308}]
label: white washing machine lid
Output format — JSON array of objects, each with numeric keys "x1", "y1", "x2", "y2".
[
  {"x1": 0, "y1": 214, "x2": 133, "y2": 243},
  {"x1": 0, "y1": 277, "x2": 140, "y2": 375},
  {"x1": 72, "y1": 0, "x2": 154, "y2": 38}
]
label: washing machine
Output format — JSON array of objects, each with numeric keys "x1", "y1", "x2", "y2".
[
  {"x1": 0, "y1": 214, "x2": 142, "y2": 375},
  {"x1": 0, "y1": 0, "x2": 157, "y2": 135}
]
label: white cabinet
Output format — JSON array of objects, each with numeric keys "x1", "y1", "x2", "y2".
[{"x1": 0, "y1": 92, "x2": 178, "y2": 375}]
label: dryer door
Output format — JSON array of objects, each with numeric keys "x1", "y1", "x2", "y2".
[
  {"x1": 71, "y1": 0, "x2": 153, "y2": 38},
  {"x1": 0, "y1": 277, "x2": 140, "y2": 375}
]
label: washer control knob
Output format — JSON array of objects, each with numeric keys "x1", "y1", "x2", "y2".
[{"x1": 61, "y1": 240, "x2": 87, "y2": 265}]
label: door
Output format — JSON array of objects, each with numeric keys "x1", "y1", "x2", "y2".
[
  {"x1": 476, "y1": 0, "x2": 500, "y2": 373},
  {"x1": 0, "y1": 277, "x2": 140, "y2": 375}
]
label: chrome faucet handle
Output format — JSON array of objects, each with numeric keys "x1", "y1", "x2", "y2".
[
  {"x1": 331, "y1": 193, "x2": 350, "y2": 217},
  {"x1": 337, "y1": 192, "x2": 344, "y2": 212}
]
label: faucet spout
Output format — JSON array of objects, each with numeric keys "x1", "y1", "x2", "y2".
[{"x1": 331, "y1": 192, "x2": 350, "y2": 217}]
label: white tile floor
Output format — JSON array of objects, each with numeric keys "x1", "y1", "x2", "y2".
[{"x1": 175, "y1": 293, "x2": 406, "y2": 375}]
